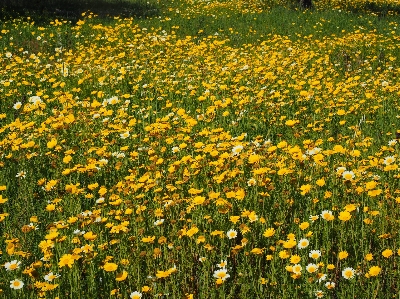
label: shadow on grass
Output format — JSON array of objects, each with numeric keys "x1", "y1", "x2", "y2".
[
  {"x1": 0, "y1": 0, "x2": 160, "y2": 22},
  {"x1": 260, "y1": 0, "x2": 400, "y2": 15},
  {"x1": 348, "y1": 1, "x2": 400, "y2": 16}
]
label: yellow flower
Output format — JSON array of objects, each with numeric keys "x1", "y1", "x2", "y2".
[
  {"x1": 45, "y1": 230, "x2": 59, "y2": 240},
  {"x1": 285, "y1": 265, "x2": 293, "y2": 272},
  {"x1": 248, "y1": 211, "x2": 258, "y2": 222},
  {"x1": 364, "y1": 218, "x2": 373, "y2": 224},
  {"x1": 248, "y1": 154, "x2": 261, "y2": 164},
  {"x1": 299, "y1": 222, "x2": 309, "y2": 230},
  {"x1": 142, "y1": 236, "x2": 155, "y2": 243},
  {"x1": 87, "y1": 183, "x2": 99, "y2": 190},
  {"x1": 103, "y1": 263, "x2": 118, "y2": 272},
  {"x1": 290, "y1": 255, "x2": 301, "y2": 264},
  {"x1": 327, "y1": 264, "x2": 335, "y2": 270},
  {"x1": 338, "y1": 251, "x2": 348, "y2": 260},
  {"x1": 250, "y1": 248, "x2": 263, "y2": 255},
  {"x1": 158, "y1": 236, "x2": 167, "y2": 244},
  {"x1": 367, "y1": 189, "x2": 382, "y2": 197},
  {"x1": 365, "y1": 181, "x2": 377, "y2": 190},
  {"x1": 337, "y1": 109, "x2": 346, "y2": 116},
  {"x1": 382, "y1": 249, "x2": 393, "y2": 258},
  {"x1": 142, "y1": 286, "x2": 151, "y2": 292},
  {"x1": 283, "y1": 239, "x2": 297, "y2": 249},
  {"x1": 263, "y1": 228, "x2": 275, "y2": 237},
  {"x1": 47, "y1": 138, "x2": 57, "y2": 149},
  {"x1": 368, "y1": 266, "x2": 381, "y2": 277},
  {"x1": 365, "y1": 253, "x2": 373, "y2": 261},
  {"x1": 156, "y1": 270, "x2": 170, "y2": 278},
  {"x1": 279, "y1": 250, "x2": 290, "y2": 259},
  {"x1": 120, "y1": 259, "x2": 130, "y2": 266},
  {"x1": 235, "y1": 189, "x2": 245, "y2": 200},
  {"x1": 83, "y1": 231, "x2": 97, "y2": 241},
  {"x1": 287, "y1": 233, "x2": 295, "y2": 240},
  {"x1": 58, "y1": 254, "x2": 76, "y2": 268},
  {"x1": 300, "y1": 90, "x2": 308, "y2": 96},
  {"x1": 299, "y1": 184, "x2": 311, "y2": 195},
  {"x1": 196, "y1": 236, "x2": 205, "y2": 244},
  {"x1": 285, "y1": 119, "x2": 297, "y2": 127},
  {"x1": 192, "y1": 196, "x2": 205, "y2": 205},
  {"x1": 186, "y1": 227, "x2": 199, "y2": 237},
  {"x1": 46, "y1": 204, "x2": 56, "y2": 211},
  {"x1": 338, "y1": 211, "x2": 351, "y2": 221},
  {"x1": 116, "y1": 270, "x2": 128, "y2": 281},
  {"x1": 344, "y1": 204, "x2": 356, "y2": 212},
  {"x1": 0, "y1": 195, "x2": 8, "y2": 204},
  {"x1": 63, "y1": 155, "x2": 72, "y2": 163},
  {"x1": 230, "y1": 216, "x2": 240, "y2": 224},
  {"x1": 98, "y1": 187, "x2": 107, "y2": 196}
]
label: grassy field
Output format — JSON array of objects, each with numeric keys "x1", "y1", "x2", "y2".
[{"x1": 1, "y1": 0, "x2": 400, "y2": 298}]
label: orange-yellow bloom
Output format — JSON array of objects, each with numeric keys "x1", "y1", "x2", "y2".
[{"x1": 103, "y1": 263, "x2": 118, "y2": 272}]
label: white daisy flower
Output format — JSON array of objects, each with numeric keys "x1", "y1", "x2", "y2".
[
  {"x1": 10, "y1": 279, "x2": 24, "y2": 290},
  {"x1": 297, "y1": 238, "x2": 309, "y2": 249},
  {"x1": 5, "y1": 260, "x2": 21, "y2": 271},
  {"x1": 226, "y1": 229, "x2": 238, "y2": 239}
]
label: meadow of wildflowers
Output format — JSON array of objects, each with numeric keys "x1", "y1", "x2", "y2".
[{"x1": 1, "y1": 0, "x2": 400, "y2": 298}]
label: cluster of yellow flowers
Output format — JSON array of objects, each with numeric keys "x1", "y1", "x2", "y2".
[{"x1": 0, "y1": 1, "x2": 400, "y2": 297}]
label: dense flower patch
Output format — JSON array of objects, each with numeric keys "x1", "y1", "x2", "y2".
[{"x1": 1, "y1": 1, "x2": 400, "y2": 298}]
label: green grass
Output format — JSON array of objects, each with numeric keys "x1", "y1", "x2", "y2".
[{"x1": 0, "y1": 0, "x2": 400, "y2": 298}]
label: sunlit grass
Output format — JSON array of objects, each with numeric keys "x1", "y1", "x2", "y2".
[{"x1": 0, "y1": 0, "x2": 400, "y2": 298}]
